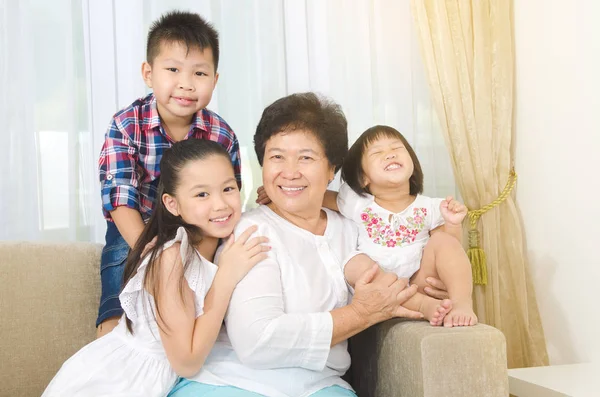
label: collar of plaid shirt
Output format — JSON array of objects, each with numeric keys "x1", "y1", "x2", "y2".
[{"x1": 146, "y1": 94, "x2": 212, "y2": 137}]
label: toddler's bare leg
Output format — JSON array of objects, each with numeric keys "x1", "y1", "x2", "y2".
[
  {"x1": 411, "y1": 232, "x2": 477, "y2": 327},
  {"x1": 345, "y1": 254, "x2": 452, "y2": 325}
]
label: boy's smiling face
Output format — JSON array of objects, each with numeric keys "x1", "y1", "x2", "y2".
[{"x1": 142, "y1": 40, "x2": 219, "y2": 126}]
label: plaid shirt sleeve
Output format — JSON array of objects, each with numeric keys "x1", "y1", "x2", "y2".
[{"x1": 98, "y1": 118, "x2": 140, "y2": 218}]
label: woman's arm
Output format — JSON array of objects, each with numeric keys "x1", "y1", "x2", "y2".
[
  {"x1": 225, "y1": 256, "x2": 421, "y2": 371},
  {"x1": 225, "y1": 255, "x2": 330, "y2": 371},
  {"x1": 330, "y1": 265, "x2": 421, "y2": 346}
]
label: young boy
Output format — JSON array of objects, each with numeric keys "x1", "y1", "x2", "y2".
[{"x1": 97, "y1": 11, "x2": 241, "y2": 337}]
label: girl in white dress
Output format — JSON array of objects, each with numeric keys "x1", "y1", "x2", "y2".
[
  {"x1": 43, "y1": 139, "x2": 269, "y2": 397},
  {"x1": 329, "y1": 125, "x2": 477, "y2": 327}
]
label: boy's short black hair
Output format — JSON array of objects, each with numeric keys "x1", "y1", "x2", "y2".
[
  {"x1": 146, "y1": 10, "x2": 219, "y2": 69},
  {"x1": 341, "y1": 125, "x2": 424, "y2": 196},
  {"x1": 254, "y1": 93, "x2": 348, "y2": 173}
]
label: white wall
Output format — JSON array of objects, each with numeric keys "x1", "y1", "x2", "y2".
[{"x1": 514, "y1": 1, "x2": 600, "y2": 365}]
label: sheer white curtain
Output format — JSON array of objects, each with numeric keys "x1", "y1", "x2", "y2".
[
  {"x1": 2, "y1": 0, "x2": 455, "y2": 243},
  {"x1": 1, "y1": 0, "x2": 96, "y2": 241}
]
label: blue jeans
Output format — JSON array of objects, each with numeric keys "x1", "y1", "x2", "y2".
[
  {"x1": 96, "y1": 221, "x2": 130, "y2": 326},
  {"x1": 168, "y1": 379, "x2": 357, "y2": 397}
]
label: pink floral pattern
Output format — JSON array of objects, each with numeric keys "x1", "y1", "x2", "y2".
[{"x1": 361, "y1": 207, "x2": 427, "y2": 247}]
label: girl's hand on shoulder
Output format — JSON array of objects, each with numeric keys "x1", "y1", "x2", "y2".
[
  {"x1": 440, "y1": 196, "x2": 467, "y2": 225},
  {"x1": 217, "y1": 225, "x2": 270, "y2": 283}
]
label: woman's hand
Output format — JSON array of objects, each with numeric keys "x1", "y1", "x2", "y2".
[
  {"x1": 350, "y1": 265, "x2": 423, "y2": 325},
  {"x1": 423, "y1": 277, "x2": 449, "y2": 300},
  {"x1": 218, "y1": 225, "x2": 270, "y2": 283}
]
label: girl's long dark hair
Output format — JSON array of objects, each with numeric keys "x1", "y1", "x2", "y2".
[{"x1": 122, "y1": 139, "x2": 232, "y2": 333}]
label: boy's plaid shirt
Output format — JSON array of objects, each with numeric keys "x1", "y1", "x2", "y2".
[{"x1": 99, "y1": 93, "x2": 241, "y2": 221}]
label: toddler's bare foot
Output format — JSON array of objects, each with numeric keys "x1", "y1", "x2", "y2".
[
  {"x1": 420, "y1": 296, "x2": 453, "y2": 326},
  {"x1": 443, "y1": 302, "x2": 478, "y2": 327},
  {"x1": 430, "y1": 299, "x2": 453, "y2": 326}
]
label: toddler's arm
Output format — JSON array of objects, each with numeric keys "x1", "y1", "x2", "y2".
[
  {"x1": 437, "y1": 196, "x2": 467, "y2": 242},
  {"x1": 435, "y1": 222, "x2": 463, "y2": 242},
  {"x1": 322, "y1": 190, "x2": 339, "y2": 212}
]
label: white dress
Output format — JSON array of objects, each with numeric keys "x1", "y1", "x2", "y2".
[
  {"x1": 42, "y1": 227, "x2": 217, "y2": 397},
  {"x1": 337, "y1": 183, "x2": 445, "y2": 279}
]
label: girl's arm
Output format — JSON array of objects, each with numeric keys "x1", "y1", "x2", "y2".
[
  {"x1": 155, "y1": 227, "x2": 269, "y2": 378},
  {"x1": 155, "y1": 249, "x2": 234, "y2": 378}
]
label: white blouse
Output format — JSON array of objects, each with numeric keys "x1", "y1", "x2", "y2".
[
  {"x1": 337, "y1": 182, "x2": 445, "y2": 279},
  {"x1": 192, "y1": 205, "x2": 359, "y2": 397}
]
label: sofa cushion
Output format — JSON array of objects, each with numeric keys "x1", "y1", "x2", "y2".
[{"x1": 0, "y1": 241, "x2": 102, "y2": 397}]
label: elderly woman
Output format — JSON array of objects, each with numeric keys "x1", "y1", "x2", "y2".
[{"x1": 169, "y1": 93, "x2": 422, "y2": 397}]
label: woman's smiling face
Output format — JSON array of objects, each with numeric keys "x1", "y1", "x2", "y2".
[{"x1": 261, "y1": 130, "x2": 334, "y2": 219}]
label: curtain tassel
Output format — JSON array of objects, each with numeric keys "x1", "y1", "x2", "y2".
[
  {"x1": 466, "y1": 168, "x2": 518, "y2": 286},
  {"x1": 467, "y1": 229, "x2": 487, "y2": 285}
]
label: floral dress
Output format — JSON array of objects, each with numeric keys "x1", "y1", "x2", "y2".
[{"x1": 337, "y1": 183, "x2": 445, "y2": 278}]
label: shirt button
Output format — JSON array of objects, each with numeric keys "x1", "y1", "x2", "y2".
[{"x1": 106, "y1": 174, "x2": 113, "y2": 180}]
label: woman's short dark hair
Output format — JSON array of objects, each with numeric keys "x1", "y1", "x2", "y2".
[
  {"x1": 254, "y1": 93, "x2": 348, "y2": 173},
  {"x1": 341, "y1": 125, "x2": 423, "y2": 196}
]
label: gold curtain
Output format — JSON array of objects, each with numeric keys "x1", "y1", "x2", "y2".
[{"x1": 410, "y1": 0, "x2": 548, "y2": 368}]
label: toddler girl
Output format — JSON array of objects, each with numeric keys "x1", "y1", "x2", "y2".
[{"x1": 330, "y1": 125, "x2": 476, "y2": 327}]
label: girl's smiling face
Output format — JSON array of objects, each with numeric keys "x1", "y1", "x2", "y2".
[
  {"x1": 361, "y1": 136, "x2": 415, "y2": 193},
  {"x1": 163, "y1": 154, "x2": 241, "y2": 239}
]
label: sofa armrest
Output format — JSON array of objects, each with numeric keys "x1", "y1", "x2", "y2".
[{"x1": 349, "y1": 318, "x2": 508, "y2": 397}]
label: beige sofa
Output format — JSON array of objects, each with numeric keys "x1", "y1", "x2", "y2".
[{"x1": 0, "y1": 241, "x2": 509, "y2": 397}]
